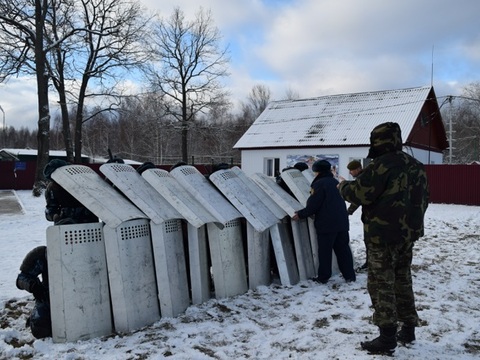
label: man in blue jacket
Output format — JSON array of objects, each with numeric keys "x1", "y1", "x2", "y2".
[{"x1": 292, "y1": 160, "x2": 355, "y2": 284}]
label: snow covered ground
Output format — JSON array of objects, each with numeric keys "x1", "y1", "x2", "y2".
[{"x1": 1, "y1": 190, "x2": 479, "y2": 359}]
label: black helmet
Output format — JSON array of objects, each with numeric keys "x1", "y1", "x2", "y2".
[
  {"x1": 170, "y1": 161, "x2": 187, "y2": 171},
  {"x1": 212, "y1": 162, "x2": 229, "y2": 173},
  {"x1": 106, "y1": 157, "x2": 124, "y2": 164},
  {"x1": 137, "y1": 161, "x2": 156, "y2": 174},
  {"x1": 312, "y1": 160, "x2": 331, "y2": 173},
  {"x1": 43, "y1": 159, "x2": 69, "y2": 180},
  {"x1": 293, "y1": 162, "x2": 308, "y2": 171}
]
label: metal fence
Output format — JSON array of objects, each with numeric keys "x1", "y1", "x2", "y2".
[{"x1": 424, "y1": 164, "x2": 480, "y2": 206}]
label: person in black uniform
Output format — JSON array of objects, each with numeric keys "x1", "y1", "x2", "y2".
[
  {"x1": 16, "y1": 246, "x2": 51, "y2": 339},
  {"x1": 276, "y1": 162, "x2": 309, "y2": 197},
  {"x1": 292, "y1": 160, "x2": 355, "y2": 284},
  {"x1": 43, "y1": 159, "x2": 98, "y2": 225}
]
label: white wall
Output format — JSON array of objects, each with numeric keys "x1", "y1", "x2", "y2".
[
  {"x1": 240, "y1": 146, "x2": 443, "y2": 177},
  {"x1": 240, "y1": 147, "x2": 370, "y2": 178}
]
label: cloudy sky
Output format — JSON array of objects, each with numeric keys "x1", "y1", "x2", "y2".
[{"x1": 1, "y1": 0, "x2": 479, "y2": 131}]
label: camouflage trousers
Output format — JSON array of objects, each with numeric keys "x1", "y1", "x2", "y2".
[{"x1": 366, "y1": 237, "x2": 419, "y2": 328}]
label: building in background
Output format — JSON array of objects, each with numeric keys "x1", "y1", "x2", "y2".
[{"x1": 234, "y1": 86, "x2": 448, "y2": 178}]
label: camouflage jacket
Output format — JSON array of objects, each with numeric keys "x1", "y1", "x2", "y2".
[{"x1": 339, "y1": 151, "x2": 429, "y2": 243}]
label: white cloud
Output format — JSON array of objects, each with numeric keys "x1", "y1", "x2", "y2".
[
  {"x1": 2, "y1": 0, "x2": 480, "y2": 130},
  {"x1": 252, "y1": 0, "x2": 480, "y2": 98},
  {"x1": 0, "y1": 78, "x2": 42, "y2": 131}
]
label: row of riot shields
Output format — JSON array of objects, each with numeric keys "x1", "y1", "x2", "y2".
[{"x1": 46, "y1": 164, "x2": 343, "y2": 342}]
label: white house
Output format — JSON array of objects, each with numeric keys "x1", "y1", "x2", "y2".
[{"x1": 234, "y1": 86, "x2": 448, "y2": 179}]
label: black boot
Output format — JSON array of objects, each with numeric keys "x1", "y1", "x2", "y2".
[
  {"x1": 397, "y1": 325, "x2": 415, "y2": 344},
  {"x1": 361, "y1": 326, "x2": 397, "y2": 355}
]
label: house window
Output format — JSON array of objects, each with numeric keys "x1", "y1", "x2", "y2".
[{"x1": 264, "y1": 157, "x2": 280, "y2": 177}]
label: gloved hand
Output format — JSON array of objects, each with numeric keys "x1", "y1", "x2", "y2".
[{"x1": 30, "y1": 280, "x2": 48, "y2": 302}]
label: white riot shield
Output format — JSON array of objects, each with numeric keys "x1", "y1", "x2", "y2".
[
  {"x1": 280, "y1": 168, "x2": 319, "y2": 273},
  {"x1": 100, "y1": 164, "x2": 190, "y2": 317},
  {"x1": 142, "y1": 168, "x2": 216, "y2": 304},
  {"x1": 209, "y1": 169, "x2": 279, "y2": 232},
  {"x1": 170, "y1": 166, "x2": 247, "y2": 299},
  {"x1": 290, "y1": 218, "x2": 316, "y2": 280},
  {"x1": 170, "y1": 165, "x2": 242, "y2": 225},
  {"x1": 268, "y1": 219, "x2": 300, "y2": 285},
  {"x1": 207, "y1": 219, "x2": 248, "y2": 298},
  {"x1": 186, "y1": 223, "x2": 210, "y2": 304},
  {"x1": 230, "y1": 167, "x2": 286, "y2": 220},
  {"x1": 246, "y1": 222, "x2": 271, "y2": 289},
  {"x1": 209, "y1": 169, "x2": 281, "y2": 288},
  {"x1": 250, "y1": 173, "x2": 304, "y2": 217},
  {"x1": 302, "y1": 169, "x2": 315, "y2": 183},
  {"x1": 100, "y1": 163, "x2": 182, "y2": 224},
  {"x1": 150, "y1": 220, "x2": 190, "y2": 317},
  {"x1": 47, "y1": 223, "x2": 112, "y2": 343},
  {"x1": 247, "y1": 173, "x2": 303, "y2": 285},
  {"x1": 103, "y1": 219, "x2": 160, "y2": 333},
  {"x1": 251, "y1": 173, "x2": 316, "y2": 283},
  {"x1": 141, "y1": 168, "x2": 219, "y2": 228},
  {"x1": 280, "y1": 168, "x2": 311, "y2": 205},
  {"x1": 51, "y1": 165, "x2": 147, "y2": 228}
]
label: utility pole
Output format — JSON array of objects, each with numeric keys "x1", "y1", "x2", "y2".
[
  {"x1": 448, "y1": 115, "x2": 455, "y2": 164},
  {"x1": 0, "y1": 104, "x2": 5, "y2": 148}
]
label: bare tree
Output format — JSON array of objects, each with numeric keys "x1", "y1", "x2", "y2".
[
  {"x1": 247, "y1": 84, "x2": 271, "y2": 117},
  {"x1": 148, "y1": 7, "x2": 230, "y2": 162},
  {"x1": 43, "y1": 0, "x2": 78, "y2": 162},
  {"x1": 0, "y1": 0, "x2": 151, "y2": 192},
  {"x1": 0, "y1": 0, "x2": 53, "y2": 195},
  {"x1": 59, "y1": 0, "x2": 152, "y2": 163},
  {"x1": 283, "y1": 86, "x2": 300, "y2": 101},
  {"x1": 239, "y1": 84, "x2": 271, "y2": 128},
  {"x1": 442, "y1": 82, "x2": 480, "y2": 163}
]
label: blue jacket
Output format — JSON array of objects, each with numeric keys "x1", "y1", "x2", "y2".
[{"x1": 297, "y1": 172, "x2": 349, "y2": 233}]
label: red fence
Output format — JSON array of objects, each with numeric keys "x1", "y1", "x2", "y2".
[
  {"x1": 1, "y1": 161, "x2": 480, "y2": 206},
  {"x1": 0, "y1": 161, "x2": 212, "y2": 191},
  {"x1": 424, "y1": 164, "x2": 480, "y2": 206},
  {"x1": 0, "y1": 161, "x2": 36, "y2": 190}
]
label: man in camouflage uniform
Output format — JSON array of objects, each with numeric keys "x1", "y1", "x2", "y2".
[
  {"x1": 345, "y1": 160, "x2": 363, "y2": 216},
  {"x1": 338, "y1": 122, "x2": 429, "y2": 355},
  {"x1": 344, "y1": 160, "x2": 369, "y2": 271}
]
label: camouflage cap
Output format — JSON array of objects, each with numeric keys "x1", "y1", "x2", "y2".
[
  {"x1": 347, "y1": 160, "x2": 362, "y2": 170},
  {"x1": 367, "y1": 122, "x2": 403, "y2": 158}
]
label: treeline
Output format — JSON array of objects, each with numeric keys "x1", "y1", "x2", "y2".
[
  {"x1": 3, "y1": 82, "x2": 480, "y2": 165},
  {"x1": 3, "y1": 89, "x2": 263, "y2": 165}
]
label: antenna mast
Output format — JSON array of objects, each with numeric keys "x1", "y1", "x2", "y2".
[{"x1": 431, "y1": 45, "x2": 434, "y2": 87}]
